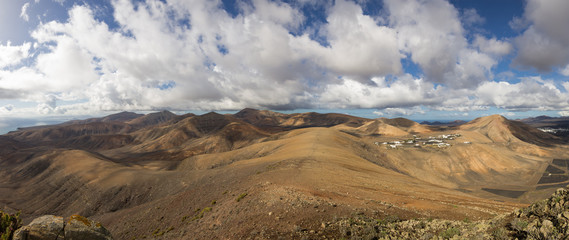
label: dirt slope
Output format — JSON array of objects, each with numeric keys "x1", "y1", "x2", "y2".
[{"x1": 1, "y1": 110, "x2": 567, "y2": 239}]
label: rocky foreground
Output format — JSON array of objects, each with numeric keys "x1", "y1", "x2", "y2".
[
  {"x1": 315, "y1": 185, "x2": 569, "y2": 239},
  {"x1": 4, "y1": 186, "x2": 569, "y2": 239},
  {"x1": 1, "y1": 214, "x2": 112, "y2": 240}
]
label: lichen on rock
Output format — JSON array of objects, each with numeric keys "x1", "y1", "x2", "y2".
[{"x1": 13, "y1": 214, "x2": 112, "y2": 240}]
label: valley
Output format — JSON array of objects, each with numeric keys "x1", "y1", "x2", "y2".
[{"x1": 1, "y1": 109, "x2": 568, "y2": 239}]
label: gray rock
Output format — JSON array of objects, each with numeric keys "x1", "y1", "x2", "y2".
[
  {"x1": 65, "y1": 215, "x2": 113, "y2": 240},
  {"x1": 540, "y1": 219, "x2": 554, "y2": 238},
  {"x1": 13, "y1": 215, "x2": 64, "y2": 240},
  {"x1": 13, "y1": 215, "x2": 112, "y2": 240}
]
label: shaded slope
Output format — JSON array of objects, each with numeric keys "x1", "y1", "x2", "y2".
[
  {"x1": 127, "y1": 110, "x2": 177, "y2": 129},
  {"x1": 461, "y1": 115, "x2": 559, "y2": 146},
  {"x1": 356, "y1": 119, "x2": 409, "y2": 136},
  {"x1": 127, "y1": 112, "x2": 269, "y2": 155},
  {"x1": 0, "y1": 149, "x2": 182, "y2": 219},
  {"x1": 234, "y1": 108, "x2": 369, "y2": 131},
  {"x1": 3, "y1": 110, "x2": 569, "y2": 239},
  {"x1": 355, "y1": 117, "x2": 431, "y2": 136},
  {"x1": 7, "y1": 122, "x2": 132, "y2": 144},
  {"x1": 281, "y1": 112, "x2": 368, "y2": 128},
  {"x1": 63, "y1": 111, "x2": 143, "y2": 125}
]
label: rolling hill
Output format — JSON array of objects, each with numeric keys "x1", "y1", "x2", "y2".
[{"x1": 1, "y1": 109, "x2": 568, "y2": 239}]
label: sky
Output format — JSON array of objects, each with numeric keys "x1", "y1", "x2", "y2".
[{"x1": 1, "y1": 0, "x2": 569, "y2": 132}]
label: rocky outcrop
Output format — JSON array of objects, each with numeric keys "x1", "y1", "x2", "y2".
[
  {"x1": 317, "y1": 185, "x2": 569, "y2": 239},
  {"x1": 509, "y1": 187, "x2": 569, "y2": 239},
  {"x1": 13, "y1": 215, "x2": 112, "y2": 240}
]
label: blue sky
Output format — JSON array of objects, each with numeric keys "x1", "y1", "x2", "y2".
[{"x1": 1, "y1": 0, "x2": 569, "y2": 132}]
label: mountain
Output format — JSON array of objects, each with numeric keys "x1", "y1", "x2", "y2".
[
  {"x1": 421, "y1": 120, "x2": 466, "y2": 126},
  {"x1": 520, "y1": 115, "x2": 555, "y2": 123},
  {"x1": 234, "y1": 108, "x2": 368, "y2": 132},
  {"x1": 1, "y1": 109, "x2": 569, "y2": 239},
  {"x1": 126, "y1": 110, "x2": 177, "y2": 129},
  {"x1": 520, "y1": 115, "x2": 569, "y2": 138},
  {"x1": 354, "y1": 117, "x2": 431, "y2": 136},
  {"x1": 7, "y1": 122, "x2": 133, "y2": 146},
  {"x1": 62, "y1": 111, "x2": 144, "y2": 125},
  {"x1": 460, "y1": 114, "x2": 560, "y2": 146}
]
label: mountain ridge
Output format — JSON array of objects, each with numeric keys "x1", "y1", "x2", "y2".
[{"x1": 2, "y1": 109, "x2": 569, "y2": 239}]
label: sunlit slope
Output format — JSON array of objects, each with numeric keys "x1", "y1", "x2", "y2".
[
  {"x1": 1, "y1": 110, "x2": 568, "y2": 239},
  {"x1": 98, "y1": 127, "x2": 524, "y2": 239}
]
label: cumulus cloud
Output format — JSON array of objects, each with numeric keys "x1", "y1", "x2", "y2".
[
  {"x1": 385, "y1": 0, "x2": 497, "y2": 89},
  {"x1": 475, "y1": 77, "x2": 569, "y2": 110},
  {"x1": 560, "y1": 64, "x2": 569, "y2": 76},
  {"x1": 373, "y1": 106, "x2": 426, "y2": 117},
  {"x1": 0, "y1": 0, "x2": 568, "y2": 117},
  {"x1": 303, "y1": 0, "x2": 403, "y2": 81},
  {"x1": 559, "y1": 111, "x2": 569, "y2": 117},
  {"x1": 473, "y1": 35, "x2": 513, "y2": 56},
  {"x1": 319, "y1": 74, "x2": 442, "y2": 109},
  {"x1": 0, "y1": 42, "x2": 31, "y2": 68},
  {"x1": 461, "y1": 8, "x2": 485, "y2": 26},
  {"x1": 513, "y1": 0, "x2": 569, "y2": 71}
]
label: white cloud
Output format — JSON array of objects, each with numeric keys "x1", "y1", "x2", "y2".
[
  {"x1": 500, "y1": 112, "x2": 516, "y2": 117},
  {"x1": 319, "y1": 74, "x2": 440, "y2": 109},
  {"x1": 462, "y1": 8, "x2": 485, "y2": 26},
  {"x1": 372, "y1": 111, "x2": 383, "y2": 116},
  {"x1": 0, "y1": 104, "x2": 14, "y2": 113},
  {"x1": 307, "y1": 0, "x2": 403, "y2": 80},
  {"x1": 251, "y1": 0, "x2": 304, "y2": 29},
  {"x1": 1, "y1": 0, "x2": 568, "y2": 117},
  {"x1": 475, "y1": 77, "x2": 569, "y2": 110},
  {"x1": 20, "y1": 3, "x2": 30, "y2": 22},
  {"x1": 0, "y1": 42, "x2": 31, "y2": 68},
  {"x1": 560, "y1": 64, "x2": 569, "y2": 76},
  {"x1": 509, "y1": 16, "x2": 528, "y2": 31},
  {"x1": 35, "y1": 36, "x2": 99, "y2": 92},
  {"x1": 374, "y1": 106, "x2": 426, "y2": 117},
  {"x1": 385, "y1": 0, "x2": 497, "y2": 89},
  {"x1": 473, "y1": 35, "x2": 513, "y2": 56},
  {"x1": 513, "y1": 0, "x2": 569, "y2": 71},
  {"x1": 559, "y1": 111, "x2": 569, "y2": 117}
]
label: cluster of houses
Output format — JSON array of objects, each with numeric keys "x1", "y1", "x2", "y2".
[
  {"x1": 374, "y1": 134, "x2": 467, "y2": 149},
  {"x1": 538, "y1": 128, "x2": 569, "y2": 134}
]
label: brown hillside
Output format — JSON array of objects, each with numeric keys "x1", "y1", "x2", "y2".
[
  {"x1": 461, "y1": 115, "x2": 559, "y2": 146},
  {"x1": 281, "y1": 112, "x2": 368, "y2": 128},
  {"x1": 7, "y1": 122, "x2": 132, "y2": 144},
  {"x1": 63, "y1": 111, "x2": 143, "y2": 125},
  {"x1": 2, "y1": 110, "x2": 569, "y2": 239},
  {"x1": 127, "y1": 110, "x2": 177, "y2": 129}
]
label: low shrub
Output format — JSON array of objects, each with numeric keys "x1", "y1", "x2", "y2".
[
  {"x1": 1, "y1": 210, "x2": 22, "y2": 240},
  {"x1": 236, "y1": 193, "x2": 248, "y2": 202}
]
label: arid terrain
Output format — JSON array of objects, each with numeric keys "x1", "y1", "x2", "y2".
[{"x1": 1, "y1": 109, "x2": 569, "y2": 239}]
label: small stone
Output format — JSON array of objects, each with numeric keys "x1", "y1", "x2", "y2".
[
  {"x1": 269, "y1": 212, "x2": 273, "y2": 216},
  {"x1": 540, "y1": 219, "x2": 554, "y2": 238},
  {"x1": 321, "y1": 223, "x2": 327, "y2": 228},
  {"x1": 563, "y1": 211, "x2": 569, "y2": 219},
  {"x1": 309, "y1": 230, "x2": 316, "y2": 234}
]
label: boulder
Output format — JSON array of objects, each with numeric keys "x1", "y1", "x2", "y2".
[
  {"x1": 13, "y1": 215, "x2": 112, "y2": 240},
  {"x1": 13, "y1": 215, "x2": 64, "y2": 240},
  {"x1": 65, "y1": 215, "x2": 112, "y2": 240}
]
